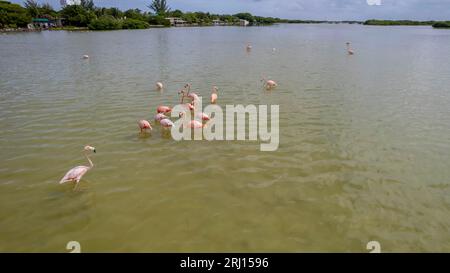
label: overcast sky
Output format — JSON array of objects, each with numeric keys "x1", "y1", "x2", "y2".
[{"x1": 10, "y1": 0, "x2": 450, "y2": 21}]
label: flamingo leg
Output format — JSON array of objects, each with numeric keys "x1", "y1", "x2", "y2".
[{"x1": 73, "y1": 181, "x2": 80, "y2": 192}]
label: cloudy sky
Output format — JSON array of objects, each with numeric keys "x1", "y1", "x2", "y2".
[{"x1": 10, "y1": 0, "x2": 450, "y2": 20}]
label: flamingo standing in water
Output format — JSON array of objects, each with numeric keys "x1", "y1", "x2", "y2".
[
  {"x1": 187, "y1": 120, "x2": 206, "y2": 129},
  {"x1": 156, "y1": 82, "x2": 164, "y2": 91},
  {"x1": 138, "y1": 120, "x2": 152, "y2": 133},
  {"x1": 60, "y1": 146, "x2": 96, "y2": 191},
  {"x1": 178, "y1": 89, "x2": 195, "y2": 111},
  {"x1": 157, "y1": 105, "x2": 172, "y2": 114},
  {"x1": 183, "y1": 84, "x2": 200, "y2": 103},
  {"x1": 179, "y1": 111, "x2": 209, "y2": 125},
  {"x1": 154, "y1": 113, "x2": 168, "y2": 122},
  {"x1": 346, "y1": 42, "x2": 354, "y2": 55},
  {"x1": 246, "y1": 43, "x2": 252, "y2": 52},
  {"x1": 262, "y1": 78, "x2": 277, "y2": 90},
  {"x1": 196, "y1": 112, "x2": 211, "y2": 121},
  {"x1": 160, "y1": 118, "x2": 174, "y2": 129},
  {"x1": 211, "y1": 86, "x2": 218, "y2": 104}
]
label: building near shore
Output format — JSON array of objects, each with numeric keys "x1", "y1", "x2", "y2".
[
  {"x1": 212, "y1": 19, "x2": 226, "y2": 26},
  {"x1": 28, "y1": 17, "x2": 63, "y2": 29},
  {"x1": 239, "y1": 19, "x2": 250, "y2": 26},
  {"x1": 165, "y1": 17, "x2": 188, "y2": 26}
]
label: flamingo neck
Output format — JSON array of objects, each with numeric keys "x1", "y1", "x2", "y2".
[{"x1": 85, "y1": 152, "x2": 94, "y2": 168}]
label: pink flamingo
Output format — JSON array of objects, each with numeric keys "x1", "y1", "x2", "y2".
[
  {"x1": 179, "y1": 111, "x2": 209, "y2": 123},
  {"x1": 346, "y1": 42, "x2": 354, "y2": 55},
  {"x1": 183, "y1": 84, "x2": 200, "y2": 103},
  {"x1": 246, "y1": 43, "x2": 252, "y2": 51},
  {"x1": 138, "y1": 120, "x2": 152, "y2": 133},
  {"x1": 154, "y1": 113, "x2": 168, "y2": 122},
  {"x1": 178, "y1": 89, "x2": 195, "y2": 111},
  {"x1": 156, "y1": 82, "x2": 164, "y2": 91},
  {"x1": 186, "y1": 120, "x2": 206, "y2": 129},
  {"x1": 211, "y1": 86, "x2": 218, "y2": 104},
  {"x1": 157, "y1": 105, "x2": 172, "y2": 114},
  {"x1": 160, "y1": 118, "x2": 174, "y2": 129},
  {"x1": 196, "y1": 112, "x2": 211, "y2": 121},
  {"x1": 261, "y1": 77, "x2": 277, "y2": 90},
  {"x1": 60, "y1": 146, "x2": 96, "y2": 190}
]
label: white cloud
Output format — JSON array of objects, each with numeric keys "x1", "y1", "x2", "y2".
[{"x1": 367, "y1": 0, "x2": 382, "y2": 6}]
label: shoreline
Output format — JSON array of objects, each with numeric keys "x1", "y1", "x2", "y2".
[{"x1": 2, "y1": 22, "x2": 448, "y2": 33}]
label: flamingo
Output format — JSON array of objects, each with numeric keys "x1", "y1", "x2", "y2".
[
  {"x1": 178, "y1": 89, "x2": 195, "y2": 111},
  {"x1": 346, "y1": 42, "x2": 354, "y2": 55},
  {"x1": 156, "y1": 82, "x2": 164, "y2": 91},
  {"x1": 196, "y1": 112, "x2": 211, "y2": 121},
  {"x1": 184, "y1": 84, "x2": 200, "y2": 103},
  {"x1": 82, "y1": 55, "x2": 89, "y2": 59},
  {"x1": 138, "y1": 120, "x2": 152, "y2": 133},
  {"x1": 187, "y1": 120, "x2": 206, "y2": 129},
  {"x1": 160, "y1": 118, "x2": 174, "y2": 129},
  {"x1": 157, "y1": 105, "x2": 172, "y2": 114},
  {"x1": 211, "y1": 86, "x2": 218, "y2": 104},
  {"x1": 261, "y1": 78, "x2": 277, "y2": 90},
  {"x1": 154, "y1": 113, "x2": 168, "y2": 122},
  {"x1": 178, "y1": 101, "x2": 194, "y2": 111},
  {"x1": 179, "y1": 111, "x2": 209, "y2": 123},
  {"x1": 246, "y1": 43, "x2": 252, "y2": 51},
  {"x1": 60, "y1": 146, "x2": 96, "y2": 190}
]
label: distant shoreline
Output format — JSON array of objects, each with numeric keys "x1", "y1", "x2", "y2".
[{"x1": 2, "y1": 21, "x2": 450, "y2": 33}]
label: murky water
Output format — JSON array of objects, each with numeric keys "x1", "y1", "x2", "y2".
[{"x1": 1, "y1": 24, "x2": 450, "y2": 252}]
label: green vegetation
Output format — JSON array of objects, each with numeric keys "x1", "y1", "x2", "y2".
[
  {"x1": 280, "y1": 19, "x2": 362, "y2": 24},
  {"x1": 0, "y1": 1, "x2": 31, "y2": 28},
  {"x1": 88, "y1": 16, "x2": 122, "y2": 30},
  {"x1": 147, "y1": 0, "x2": 170, "y2": 16},
  {"x1": 364, "y1": 20, "x2": 435, "y2": 26},
  {"x1": 61, "y1": 4, "x2": 96, "y2": 27},
  {"x1": 0, "y1": 0, "x2": 283, "y2": 30},
  {"x1": 4, "y1": 0, "x2": 446, "y2": 31},
  {"x1": 122, "y1": 18, "x2": 151, "y2": 29},
  {"x1": 432, "y1": 21, "x2": 450, "y2": 28},
  {"x1": 88, "y1": 16, "x2": 151, "y2": 30},
  {"x1": 148, "y1": 15, "x2": 170, "y2": 27}
]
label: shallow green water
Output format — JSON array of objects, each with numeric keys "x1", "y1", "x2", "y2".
[{"x1": 1, "y1": 24, "x2": 450, "y2": 252}]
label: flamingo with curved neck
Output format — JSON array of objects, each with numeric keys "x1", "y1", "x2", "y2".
[
  {"x1": 261, "y1": 77, "x2": 277, "y2": 90},
  {"x1": 211, "y1": 86, "x2": 218, "y2": 104},
  {"x1": 346, "y1": 42, "x2": 354, "y2": 55},
  {"x1": 60, "y1": 146, "x2": 96, "y2": 190}
]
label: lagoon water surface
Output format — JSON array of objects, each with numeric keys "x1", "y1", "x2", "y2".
[{"x1": 1, "y1": 24, "x2": 450, "y2": 252}]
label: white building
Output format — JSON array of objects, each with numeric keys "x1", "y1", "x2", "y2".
[
  {"x1": 60, "y1": 0, "x2": 81, "y2": 7},
  {"x1": 212, "y1": 19, "x2": 226, "y2": 26},
  {"x1": 165, "y1": 17, "x2": 187, "y2": 26},
  {"x1": 239, "y1": 19, "x2": 249, "y2": 26}
]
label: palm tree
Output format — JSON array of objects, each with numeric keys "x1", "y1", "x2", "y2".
[
  {"x1": 147, "y1": 0, "x2": 171, "y2": 16},
  {"x1": 80, "y1": 0, "x2": 95, "y2": 11},
  {"x1": 24, "y1": 0, "x2": 40, "y2": 18}
]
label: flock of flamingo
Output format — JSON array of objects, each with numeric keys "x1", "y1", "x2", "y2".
[
  {"x1": 61, "y1": 42, "x2": 355, "y2": 190},
  {"x1": 147, "y1": 83, "x2": 218, "y2": 131}
]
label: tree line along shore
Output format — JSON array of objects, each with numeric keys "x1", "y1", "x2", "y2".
[
  {"x1": 0, "y1": 0, "x2": 284, "y2": 31},
  {"x1": 1, "y1": 0, "x2": 449, "y2": 32},
  {"x1": 364, "y1": 19, "x2": 450, "y2": 28}
]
